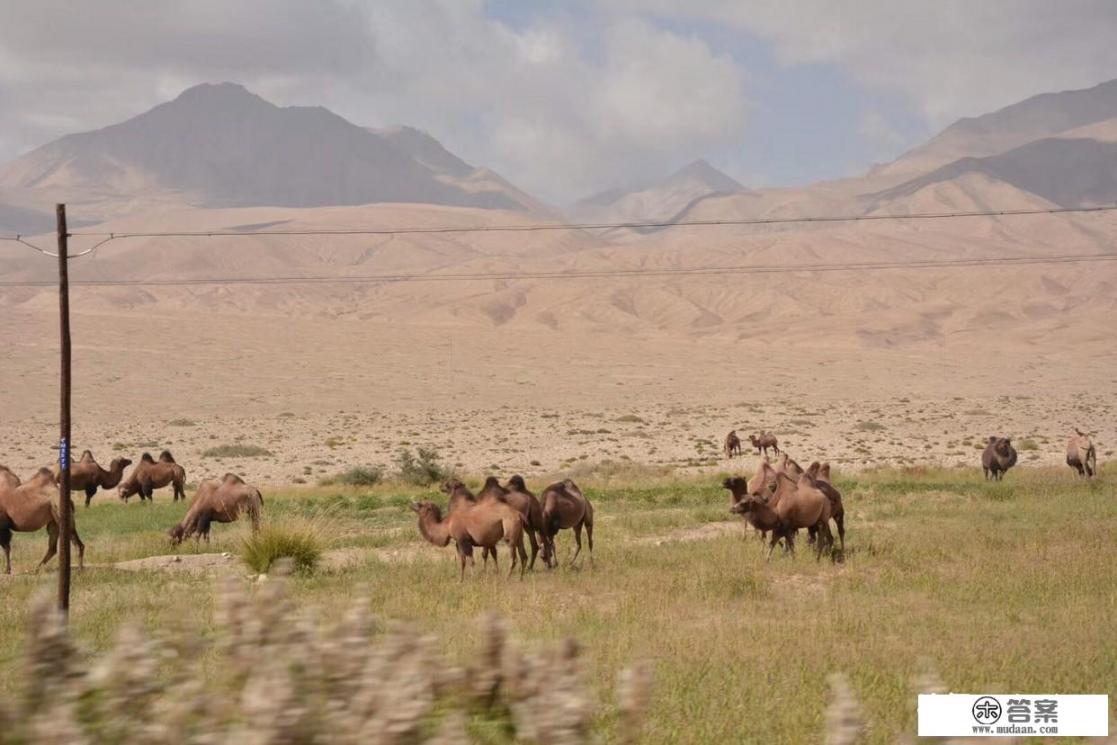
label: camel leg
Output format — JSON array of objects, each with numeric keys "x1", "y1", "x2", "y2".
[
  {"x1": 526, "y1": 529, "x2": 539, "y2": 570},
  {"x1": 71, "y1": 527, "x2": 85, "y2": 571},
  {"x1": 815, "y1": 522, "x2": 834, "y2": 562},
  {"x1": 84, "y1": 485, "x2": 97, "y2": 507},
  {"x1": 37, "y1": 522, "x2": 60, "y2": 570},
  {"x1": 585, "y1": 519, "x2": 594, "y2": 566},
  {"x1": 517, "y1": 537, "x2": 527, "y2": 578},
  {"x1": 835, "y1": 514, "x2": 845, "y2": 553},
  {"x1": 1, "y1": 526, "x2": 11, "y2": 574},
  {"x1": 570, "y1": 524, "x2": 583, "y2": 566},
  {"x1": 766, "y1": 531, "x2": 779, "y2": 562}
]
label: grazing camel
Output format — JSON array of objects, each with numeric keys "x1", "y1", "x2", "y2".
[
  {"x1": 806, "y1": 461, "x2": 846, "y2": 553},
  {"x1": 1066, "y1": 429, "x2": 1097, "y2": 478},
  {"x1": 981, "y1": 437, "x2": 1017, "y2": 481},
  {"x1": 540, "y1": 479, "x2": 594, "y2": 567},
  {"x1": 169, "y1": 473, "x2": 263, "y2": 545},
  {"x1": 503, "y1": 475, "x2": 550, "y2": 569},
  {"x1": 775, "y1": 452, "x2": 804, "y2": 479},
  {"x1": 412, "y1": 484, "x2": 527, "y2": 581},
  {"x1": 0, "y1": 467, "x2": 85, "y2": 574},
  {"x1": 119, "y1": 451, "x2": 186, "y2": 502},
  {"x1": 724, "y1": 430, "x2": 742, "y2": 459},
  {"x1": 748, "y1": 432, "x2": 780, "y2": 457},
  {"x1": 54, "y1": 450, "x2": 132, "y2": 507},
  {"x1": 723, "y1": 475, "x2": 779, "y2": 544}
]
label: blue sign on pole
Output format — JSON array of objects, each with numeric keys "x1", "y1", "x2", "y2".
[{"x1": 59, "y1": 437, "x2": 69, "y2": 471}]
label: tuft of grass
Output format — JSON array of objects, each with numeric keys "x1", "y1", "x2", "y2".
[
  {"x1": 239, "y1": 520, "x2": 322, "y2": 574},
  {"x1": 615, "y1": 414, "x2": 646, "y2": 423},
  {"x1": 856, "y1": 421, "x2": 886, "y2": 432},
  {"x1": 319, "y1": 465, "x2": 383, "y2": 487},
  {"x1": 203, "y1": 443, "x2": 274, "y2": 458},
  {"x1": 168, "y1": 418, "x2": 196, "y2": 427},
  {"x1": 1017, "y1": 438, "x2": 1040, "y2": 451}
]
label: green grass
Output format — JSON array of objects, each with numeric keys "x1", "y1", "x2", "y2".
[
  {"x1": 202, "y1": 443, "x2": 274, "y2": 458},
  {"x1": 0, "y1": 466, "x2": 1114, "y2": 743},
  {"x1": 318, "y1": 465, "x2": 384, "y2": 486},
  {"x1": 240, "y1": 521, "x2": 323, "y2": 574}
]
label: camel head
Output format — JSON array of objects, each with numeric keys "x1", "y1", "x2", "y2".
[
  {"x1": 168, "y1": 524, "x2": 187, "y2": 545},
  {"x1": 110, "y1": 457, "x2": 133, "y2": 471},
  {"x1": 721, "y1": 476, "x2": 748, "y2": 505},
  {"x1": 506, "y1": 474, "x2": 527, "y2": 491}
]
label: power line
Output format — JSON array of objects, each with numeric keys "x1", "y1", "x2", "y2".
[
  {"x1": 46, "y1": 203, "x2": 1116, "y2": 241},
  {"x1": 1, "y1": 251, "x2": 1114, "y2": 288}
]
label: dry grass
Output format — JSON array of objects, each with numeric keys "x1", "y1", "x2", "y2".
[{"x1": 0, "y1": 466, "x2": 1114, "y2": 742}]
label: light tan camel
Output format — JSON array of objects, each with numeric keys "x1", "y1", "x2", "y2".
[
  {"x1": 416, "y1": 480, "x2": 527, "y2": 580},
  {"x1": 748, "y1": 432, "x2": 780, "y2": 457},
  {"x1": 55, "y1": 450, "x2": 132, "y2": 507},
  {"x1": 119, "y1": 451, "x2": 186, "y2": 502},
  {"x1": 0, "y1": 465, "x2": 20, "y2": 491},
  {"x1": 776, "y1": 452, "x2": 803, "y2": 479},
  {"x1": 731, "y1": 469, "x2": 833, "y2": 562},
  {"x1": 540, "y1": 479, "x2": 594, "y2": 567},
  {"x1": 0, "y1": 467, "x2": 85, "y2": 574},
  {"x1": 169, "y1": 473, "x2": 263, "y2": 544},
  {"x1": 1066, "y1": 429, "x2": 1097, "y2": 478}
]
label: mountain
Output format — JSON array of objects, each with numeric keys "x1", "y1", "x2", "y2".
[
  {"x1": 0, "y1": 83, "x2": 544, "y2": 221},
  {"x1": 878, "y1": 78, "x2": 1117, "y2": 178},
  {"x1": 574, "y1": 158, "x2": 748, "y2": 222}
]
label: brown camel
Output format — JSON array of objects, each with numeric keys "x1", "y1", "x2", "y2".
[
  {"x1": 0, "y1": 465, "x2": 20, "y2": 491},
  {"x1": 1066, "y1": 429, "x2": 1097, "y2": 478},
  {"x1": 420, "y1": 480, "x2": 528, "y2": 580},
  {"x1": 503, "y1": 475, "x2": 551, "y2": 569},
  {"x1": 119, "y1": 451, "x2": 186, "y2": 502},
  {"x1": 540, "y1": 479, "x2": 594, "y2": 567},
  {"x1": 981, "y1": 437, "x2": 1017, "y2": 481},
  {"x1": 723, "y1": 475, "x2": 779, "y2": 543},
  {"x1": 748, "y1": 432, "x2": 780, "y2": 457},
  {"x1": 724, "y1": 430, "x2": 742, "y2": 459},
  {"x1": 169, "y1": 473, "x2": 263, "y2": 545},
  {"x1": 775, "y1": 452, "x2": 803, "y2": 479},
  {"x1": 54, "y1": 450, "x2": 132, "y2": 507},
  {"x1": 806, "y1": 461, "x2": 846, "y2": 553},
  {"x1": 722, "y1": 459, "x2": 780, "y2": 542},
  {"x1": 0, "y1": 467, "x2": 85, "y2": 574},
  {"x1": 731, "y1": 469, "x2": 833, "y2": 562}
]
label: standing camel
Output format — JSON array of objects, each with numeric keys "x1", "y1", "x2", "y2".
[
  {"x1": 748, "y1": 432, "x2": 780, "y2": 457},
  {"x1": 731, "y1": 470, "x2": 833, "y2": 562},
  {"x1": 54, "y1": 450, "x2": 132, "y2": 507},
  {"x1": 503, "y1": 475, "x2": 550, "y2": 569},
  {"x1": 119, "y1": 451, "x2": 186, "y2": 502},
  {"x1": 418, "y1": 480, "x2": 528, "y2": 580},
  {"x1": 1066, "y1": 429, "x2": 1097, "y2": 478},
  {"x1": 169, "y1": 473, "x2": 264, "y2": 544},
  {"x1": 806, "y1": 461, "x2": 845, "y2": 553},
  {"x1": 724, "y1": 430, "x2": 742, "y2": 459},
  {"x1": 981, "y1": 437, "x2": 1017, "y2": 481},
  {"x1": 540, "y1": 479, "x2": 594, "y2": 567},
  {"x1": 0, "y1": 467, "x2": 85, "y2": 574}
]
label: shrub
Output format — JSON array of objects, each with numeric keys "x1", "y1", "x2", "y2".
[
  {"x1": 240, "y1": 522, "x2": 322, "y2": 574},
  {"x1": 856, "y1": 421, "x2": 886, "y2": 432},
  {"x1": 396, "y1": 447, "x2": 449, "y2": 486},
  {"x1": 168, "y1": 418, "x2": 196, "y2": 427},
  {"x1": 319, "y1": 466, "x2": 383, "y2": 487},
  {"x1": 203, "y1": 443, "x2": 274, "y2": 458}
]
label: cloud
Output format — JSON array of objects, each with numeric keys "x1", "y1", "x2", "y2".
[
  {"x1": 610, "y1": 0, "x2": 1117, "y2": 127},
  {"x1": 0, "y1": 0, "x2": 749, "y2": 202}
]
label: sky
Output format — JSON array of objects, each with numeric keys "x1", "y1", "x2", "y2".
[{"x1": 1, "y1": 0, "x2": 1116, "y2": 203}]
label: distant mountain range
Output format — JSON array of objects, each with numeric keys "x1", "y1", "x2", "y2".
[
  {"x1": 0, "y1": 83, "x2": 545, "y2": 230},
  {"x1": 574, "y1": 158, "x2": 749, "y2": 222}
]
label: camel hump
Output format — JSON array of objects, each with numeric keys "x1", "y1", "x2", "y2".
[
  {"x1": 79, "y1": 449, "x2": 95, "y2": 462},
  {"x1": 141, "y1": 452, "x2": 156, "y2": 464},
  {"x1": 483, "y1": 475, "x2": 501, "y2": 489},
  {"x1": 159, "y1": 450, "x2": 176, "y2": 463},
  {"x1": 222, "y1": 473, "x2": 245, "y2": 484},
  {"x1": 506, "y1": 474, "x2": 527, "y2": 491}
]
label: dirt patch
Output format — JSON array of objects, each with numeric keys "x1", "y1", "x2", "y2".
[
  {"x1": 112, "y1": 552, "x2": 241, "y2": 574},
  {"x1": 633, "y1": 520, "x2": 745, "y2": 546}
]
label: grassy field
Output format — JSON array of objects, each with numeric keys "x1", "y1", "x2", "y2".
[{"x1": 1, "y1": 465, "x2": 1115, "y2": 743}]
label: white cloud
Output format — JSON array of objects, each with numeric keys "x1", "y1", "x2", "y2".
[
  {"x1": 0, "y1": 0, "x2": 750, "y2": 202},
  {"x1": 611, "y1": 0, "x2": 1117, "y2": 127}
]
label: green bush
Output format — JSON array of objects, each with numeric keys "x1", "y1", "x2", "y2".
[
  {"x1": 203, "y1": 443, "x2": 274, "y2": 458},
  {"x1": 240, "y1": 522, "x2": 322, "y2": 574},
  {"x1": 319, "y1": 466, "x2": 383, "y2": 487},
  {"x1": 396, "y1": 447, "x2": 449, "y2": 486}
]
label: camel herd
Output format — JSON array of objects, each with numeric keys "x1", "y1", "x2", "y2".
[
  {"x1": 0, "y1": 426, "x2": 1102, "y2": 577},
  {"x1": 411, "y1": 476, "x2": 594, "y2": 580}
]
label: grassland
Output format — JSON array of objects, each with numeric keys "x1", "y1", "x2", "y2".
[{"x1": 1, "y1": 465, "x2": 1114, "y2": 743}]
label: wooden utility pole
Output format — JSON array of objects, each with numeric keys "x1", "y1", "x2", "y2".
[{"x1": 56, "y1": 203, "x2": 72, "y2": 618}]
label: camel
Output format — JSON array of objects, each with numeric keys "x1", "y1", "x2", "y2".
[
  {"x1": 723, "y1": 475, "x2": 778, "y2": 543},
  {"x1": 981, "y1": 437, "x2": 1018, "y2": 481},
  {"x1": 0, "y1": 467, "x2": 85, "y2": 574},
  {"x1": 420, "y1": 480, "x2": 528, "y2": 580},
  {"x1": 731, "y1": 469, "x2": 833, "y2": 562},
  {"x1": 503, "y1": 475, "x2": 550, "y2": 569},
  {"x1": 776, "y1": 452, "x2": 803, "y2": 479},
  {"x1": 722, "y1": 459, "x2": 780, "y2": 542},
  {"x1": 169, "y1": 473, "x2": 263, "y2": 545},
  {"x1": 0, "y1": 465, "x2": 20, "y2": 491},
  {"x1": 118, "y1": 451, "x2": 186, "y2": 502},
  {"x1": 1066, "y1": 429, "x2": 1097, "y2": 478},
  {"x1": 806, "y1": 461, "x2": 846, "y2": 553},
  {"x1": 54, "y1": 450, "x2": 132, "y2": 507},
  {"x1": 724, "y1": 430, "x2": 742, "y2": 459},
  {"x1": 540, "y1": 479, "x2": 594, "y2": 567},
  {"x1": 748, "y1": 432, "x2": 780, "y2": 457}
]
